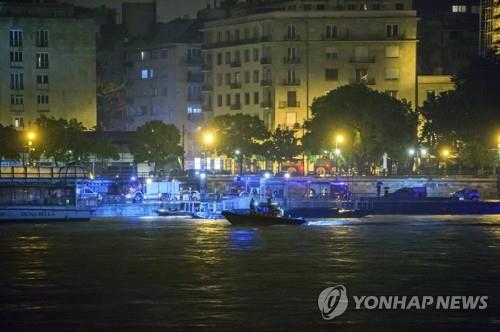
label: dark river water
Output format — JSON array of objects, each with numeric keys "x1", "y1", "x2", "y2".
[{"x1": 1, "y1": 215, "x2": 500, "y2": 331}]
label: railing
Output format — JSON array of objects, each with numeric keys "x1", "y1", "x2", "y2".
[
  {"x1": 260, "y1": 57, "x2": 272, "y2": 64},
  {"x1": 260, "y1": 79, "x2": 272, "y2": 87},
  {"x1": 201, "y1": 84, "x2": 213, "y2": 92},
  {"x1": 187, "y1": 74, "x2": 203, "y2": 82},
  {"x1": 230, "y1": 60, "x2": 241, "y2": 68},
  {"x1": 187, "y1": 95, "x2": 203, "y2": 102},
  {"x1": 283, "y1": 79, "x2": 301, "y2": 86},
  {"x1": 350, "y1": 78, "x2": 376, "y2": 85},
  {"x1": 283, "y1": 34, "x2": 300, "y2": 41},
  {"x1": 230, "y1": 103, "x2": 241, "y2": 110},
  {"x1": 185, "y1": 56, "x2": 203, "y2": 65},
  {"x1": 11, "y1": 104, "x2": 24, "y2": 112},
  {"x1": 201, "y1": 63, "x2": 213, "y2": 71},
  {"x1": 187, "y1": 113, "x2": 204, "y2": 121},
  {"x1": 283, "y1": 57, "x2": 301, "y2": 64},
  {"x1": 230, "y1": 82, "x2": 241, "y2": 89},
  {"x1": 260, "y1": 101, "x2": 273, "y2": 108},
  {"x1": 321, "y1": 34, "x2": 339, "y2": 41},
  {"x1": 349, "y1": 56, "x2": 376, "y2": 63},
  {"x1": 278, "y1": 101, "x2": 300, "y2": 108},
  {"x1": 203, "y1": 36, "x2": 271, "y2": 49}
]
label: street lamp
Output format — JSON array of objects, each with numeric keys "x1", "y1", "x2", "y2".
[
  {"x1": 440, "y1": 148, "x2": 450, "y2": 175},
  {"x1": 24, "y1": 131, "x2": 36, "y2": 167},
  {"x1": 235, "y1": 149, "x2": 243, "y2": 175},
  {"x1": 334, "y1": 134, "x2": 344, "y2": 176}
]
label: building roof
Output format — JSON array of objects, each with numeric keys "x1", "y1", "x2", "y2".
[{"x1": 127, "y1": 18, "x2": 203, "y2": 49}]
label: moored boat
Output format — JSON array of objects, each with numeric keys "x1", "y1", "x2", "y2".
[
  {"x1": 155, "y1": 209, "x2": 193, "y2": 218},
  {"x1": 222, "y1": 210, "x2": 306, "y2": 226}
]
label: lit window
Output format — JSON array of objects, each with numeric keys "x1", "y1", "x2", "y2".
[
  {"x1": 452, "y1": 5, "x2": 467, "y2": 13},
  {"x1": 187, "y1": 106, "x2": 202, "y2": 114},
  {"x1": 14, "y1": 117, "x2": 24, "y2": 128},
  {"x1": 214, "y1": 158, "x2": 221, "y2": 170},
  {"x1": 141, "y1": 69, "x2": 153, "y2": 79},
  {"x1": 386, "y1": 24, "x2": 399, "y2": 38},
  {"x1": 194, "y1": 158, "x2": 201, "y2": 170},
  {"x1": 386, "y1": 90, "x2": 399, "y2": 99},
  {"x1": 36, "y1": 53, "x2": 49, "y2": 69}
]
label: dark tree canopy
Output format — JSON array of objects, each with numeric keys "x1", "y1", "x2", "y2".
[
  {"x1": 129, "y1": 120, "x2": 184, "y2": 172},
  {"x1": 420, "y1": 55, "x2": 500, "y2": 171},
  {"x1": 262, "y1": 126, "x2": 301, "y2": 170},
  {"x1": 212, "y1": 114, "x2": 270, "y2": 158},
  {"x1": 303, "y1": 84, "x2": 417, "y2": 174},
  {"x1": 0, "y1": 125, "x2": 22, "y2": 160}
]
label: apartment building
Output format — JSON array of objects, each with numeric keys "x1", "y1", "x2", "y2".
[
  {"x1": 125, "y1": 18, "x2": 205, "y2": 167},
  {"x1": 202, "y1": 0, "x2": 417, "y2": 130},
  {"x1": 480, "y1": 0, "x2": 500, "y2": 55},
  {"x1": 0, "y1": 1, "x2": 97, "y2": 130}
]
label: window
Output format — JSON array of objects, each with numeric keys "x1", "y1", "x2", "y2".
[
  {"x1": 234, "y1": 72, "x2": 241, "y2": 85},
  {"x1": 385, "y1": 67, "x2": 400, "y2": 80},
  {"x1": 234, "y1": 50, "x2": 241, "y2": 63},
  {"x1": 452, "y1": 5, "x2": 467, "y2": 13},
  {"x1": 287, "y1": 69, "x2": 296, "y2": 83},
  {"x1": 287, "y1": 25, "x2": 296, "y2": 39},
  {"x1": 325, "y1": 24, "x2": 338, "y2": 39},
  {"x1": 226, "y1": 94, "x2": 231, "y2": 106},
  {"x1": 304, "y1": 4, "x2": 312, "y2": 11},
  {"x1": 426, "y1": 90, "x2": 437, "y2": 100},
  {"x1": 10, "y1": 51, "x2": 23, "y2": 63},
  {"x1": 37, "y1": 95, "x2": 49, "y2": 105},
  {"x1": 253, "y1": 26, "x2": 259, "y2": 38},
  {"x1": 347, "y1": 4, "x2": 356, "y2": 10},
  {"x1": 372, "y1": 3, "x2": 381, "y2": 10},
  {"x1": 355, "y1": 69, "x2": 368, "y2": 82},
  {"x1": 187, "y1": 106, "x2": 202, "y2": 114},
  {"x1": 286, "y1": 112, "x2": 297, "y2": 126},
  {"x1": 36, "y1": 30, "x2": 49, "y2": 47},
  {"x1": 385, "y1": 46, "x2": 400, "y2": 58},
  {"x1": 217, "y1": 74, "x2": 222, "y2": 86},
  {"x1": 386, "y1": 24, "x2": 399, "y2": 38},
  {"x1": 244, "y1": 92, "x2": 250, "y2": 105},
  {"x1": 253, "y1": 92, "x2": 259, "y2": 104},
  {"x1": 235, "y1": 29, "x2": 240, "y2": 41},
  {"x1": 287, "y1": 47, "x2": 297, "y2": 60},
  {"x1": 253, "y1": 70, "x2": 259, "y2": 83},
  {"x1": 395, "y1": 3, "x2": 404, "y2": 10},
  {"x1": 37, "y1": 74, "x2": 49, "y2": 84},
  {"x1": 141, "y1": 69, "x2": 154, "y2": 79},
  {"x1": 325, "y1": 47, "x2": 338, "y2": 59},
  {"x1": 253, "y1": 48, "x2": 259, "y2": 61},
  {"x1": 217, "y1": 31, "x2": 222, "y2": 42},
  {"x1": 386, "y1": 90, "x2": 399, "y2": 99},
  {"x1": 244, "y1": 28, "x2": 250, "y2": 39},
  {"x1": 36, "y1": 52, "x2": 49, "y2": 69},
  {"x1": 217, "y1": 53, "x2": 222, "y2": 65},
  {"x1": 217, "y1": 95, "x2": 223, "y2": 107},
  {"x1": 225, "y1": 52, "x2": 231, "y2": 64},
  {"x1": 325, "y1": 69, "x2": 338, "y2": 81},
  {"x1": 14, "y1": 117, "x2": 24, "y2": 129},
  {"x1": 10, "y1": 73, "x2": 24, "y2": 90},
  {"x1": 10, "y1": 95, "x2": 24, "y2": 105},
  {"x1": 162, "y1": 87, "x2": 168, "y2": 96},
  {"x1": 9, "y1": 29, "x2": 23, "y2": 47},
  {"x1": 244, "y1": 71, "x2": 250, "y2": 84},
  {"x1": 225, "y1": 73, "x2": 231, "y2": 85},
  {"x1": 235, "y1": 93, "x2": 241, "y2": 106},
  {"x1": 225, "y1": 30, "x2": 231, "y2": 41},
  {"x1": 244, "y1": 49, "x2": 250, "y2": 62}
]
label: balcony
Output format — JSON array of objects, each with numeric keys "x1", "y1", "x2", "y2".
[
  {"x1": 283, "y1": 57, "x2": 301, "y2": 64},
  {"x1": 201, "y1": 84, "x2": 213, "y2": 92},
  {"x1": 201, "y1": 63, "x2": 213, "y2": 71},
  {"x1": 230, "y1": 82, "x2": 241, "y2": 89},
  {"x1": 350, "y1": 78, "x2": 376, "y2": 85},
  {"x1": 37, "y1": 104, "x2": 50, "y2": 112},
  {"x1": 230, "y1": 60, "x2": 241, "y2": 68},
  {"x1": 283, "y1": 79, "x2": 301, "y2": 86},
  {"x1": 37, "y1": 83, "x2": 49, "y2": 90},
  {"x1": 203, "y1": 36, "x2": 272, "y2": 49},
  {"x1": 203, "y1": 104, "x2": 213, "y2": 112},
  {"x1": 230, "y1": 103, "x2": 241, "y2": 110},
  {"x1": 187, "y1": 95, "x2": 203, "y2": 102},
  {"x1": 10, "y1": 104, "x2": 24, "y2": 112},
  {"x1": 260, "y1": 79, "x2": 272, "y2": 87},
  {"x1": 187, "y1": 74, "x2": 203, "y2": 83},
  {"x1": 278, "y1": 101, "x2": 300, "y2": 108},
  {"x1": 10, "y1": 61, "x2": 23, "y2": 68},
  {"x1": 326, "y1": 53, "x2": 339, "y2": 60},
  {"x1": 185, "y1": 56, "x2": 203, "y2": 65},
  {"x1": 187, "y1": 112, "x2": 204, "y2": 121},
  {"x1": 349, "y1": 56, "x2": 376, "y2": 64},
  {"x1": 283, "y1": 34, "x2": 300, "y2": 41},
  {"x1": 260, "y1": 101, "x2": 273, "y2": 108},
  {"x1": 260, "y1": 57, "x2": 272, "y2": 65}
]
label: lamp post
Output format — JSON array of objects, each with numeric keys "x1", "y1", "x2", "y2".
[
  {"x1": 200, "y1": 131, "x2": 214, "y2": 200},
  {"x1": 24, "y1": 131, "x2": 36, "y2": 167},
  {"x1": 334, "y1": 134, "x2": 344, "y2": 176},
  {"x1": 408, "y1": 148, "x2": 415, "y2": 175},
  {"x1": 440, "y1": 148, "x2": 450, "y2": 175},
  {"x1": 235, "y1": 149, "x2": 242, "y2": 176}
]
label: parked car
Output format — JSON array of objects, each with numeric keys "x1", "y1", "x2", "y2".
[
  {"x1": 452, "y1": 188, "x2": 479, "y2": 201},
  {"x1": 387, "y1": 187, "x2": 427, "y2": 200}
]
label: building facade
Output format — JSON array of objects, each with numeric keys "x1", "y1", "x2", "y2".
[
  {"x1": 415, "y1": 0, "x2": 480, "y2": 76},
  {"x1": 0, "y1": 2, "x2": 97, "y2": 130},
  {"x1": 202, "y1": 0, "x2": 417, "y2": 131},
  {"x1": 125, "y1": 19, "x2": 205, "y2": 168},
  {"x1": 480, "y1": 0, "x2": 500, "y2": 55}
]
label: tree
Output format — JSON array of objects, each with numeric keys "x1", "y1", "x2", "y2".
[
  {"x1": 303, "y1": 84, "x2": 417, "y2": 175},
  {"x1": 0, "y1": 125, "x2": 22, "y2": 161},
  {"x1": 128, "y1": 120, "x2": 183, "y2": 174},
  {"x1": 212, "y1": 113, "x2": 270, "y2": 159},
  {"x1": 420, "y1": 54, "x2": 500, "y2": 173},
  {"x1": 88, "y1": 131, "x2": 120, "y2": 162},
  {"x1": 262, "y1": 126, "x2": 302, "y2": 171}
]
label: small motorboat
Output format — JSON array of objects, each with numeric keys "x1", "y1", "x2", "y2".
[
  {"x1": 155, "y1": 209, "x2": 193, "y2": 218},
  {"x1": 222, "y1": 211, "x2": 306, "y2": 226}
]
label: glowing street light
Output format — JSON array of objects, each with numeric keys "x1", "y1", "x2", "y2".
[
  {"x1": 235, "y1": 149, "x2": 241, "y2": 155},
  {"x1": 334, "y1": 148, "x2": 341, "y2": 156},
  {"x1": 420, "y1": 148, "x2": 428, "y2": 157},
  {"x1": 408, "y1": 148, "x2": 415, "y2": 156},
  {"x1": 441, "y1": 148, "x2": 450, "y2": 158},
  {"x1": 203, "y1": 132, "x2": 214, "y2": 145},
  {"x1": 27, "y1": 131, "x2": 36, "y2": 141},
  {"x1": 335, "y1": 134, "x2": 345, "y2": 145}
]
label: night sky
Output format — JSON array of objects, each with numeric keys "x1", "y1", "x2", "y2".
[{"x1": 63, "y1": 0, "x2": 208, "y2": 22}]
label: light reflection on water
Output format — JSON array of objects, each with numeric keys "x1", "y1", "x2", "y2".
[{"x1": 0, "y1": 216, "x2": 499, "y2": 331}]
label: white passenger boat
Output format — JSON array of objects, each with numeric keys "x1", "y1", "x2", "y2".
[{"x1": 0, "y1": 165, "x2": 96, "y2": 222}]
